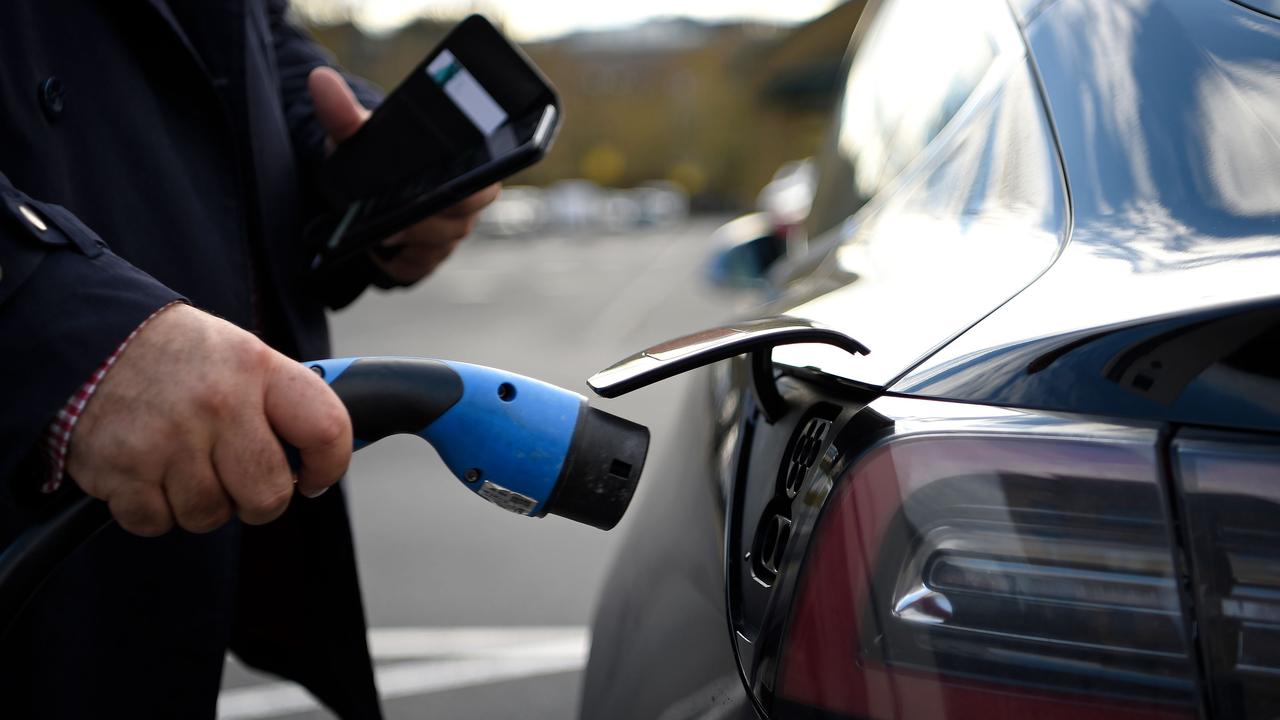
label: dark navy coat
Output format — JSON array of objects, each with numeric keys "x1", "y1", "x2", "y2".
[{"x1": 0, "y1": 1, "x2": 385, "y2": 716}]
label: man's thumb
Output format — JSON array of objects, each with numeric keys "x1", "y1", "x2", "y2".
[{"x1": 308, "y1": 66, "x2": 369, "y2": 145}]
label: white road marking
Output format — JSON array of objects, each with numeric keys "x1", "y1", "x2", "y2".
[
  {"x1": 217, "y1": 626, "x2": 589, "y2": 720},
  {"x1": 368, "y1": 626, "x2": 586, "y2": 660}
]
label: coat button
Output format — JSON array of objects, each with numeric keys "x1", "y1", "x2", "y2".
[{"x1": 38, "y1": 76, "x2": 65, "y2": 121}]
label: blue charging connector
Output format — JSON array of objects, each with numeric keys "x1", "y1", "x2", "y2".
[{"x1": 306, "y1": 357, "x2": 647, "y2": 527}]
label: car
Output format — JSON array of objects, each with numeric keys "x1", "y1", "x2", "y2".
[
  {"x1": 633, "y1": 181, "x2": 690, "y2": 229},
  {"x1": 474, "y1": 185, "x2": 547, "y2": 238},
  {"x1": 545, "y1": 179, "x2": 608, "y2": 232},
  {"x1": 756, "y1": 158, "x2": 816, "y2": 237},
  {"x1": 579, "y1": 0, "x2": 1280, "y2": 719},
  {"x1": 705, "y1": 160, "x2": 814, "y2": 293}
]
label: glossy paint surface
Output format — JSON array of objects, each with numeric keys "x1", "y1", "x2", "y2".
[
  {"x1": 894, "y1": 299, "x2": 1280, "y2": 433},
  {"x1": 579, "y1": 371, "x2": 753, "y2": 720},
  {"x1": 895, "y1": 0, "x2": 1280, "y2": 425},
  {"x1": 769, "y1": 0, "x2": 1069, "y2": 386}
]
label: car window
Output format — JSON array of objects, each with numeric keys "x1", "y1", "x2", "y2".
[{"x1": 806, "y1": 0, "x2": 1010, "y2": 239}]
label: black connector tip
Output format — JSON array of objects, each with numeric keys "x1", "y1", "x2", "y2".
[{"x1": 542, "y1": 406, "x2": 649, "y2": 531}]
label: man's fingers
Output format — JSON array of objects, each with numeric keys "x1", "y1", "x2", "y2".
[
  {"x1": 108, "y1": 486, "x2": 174, "y2": 538},
  {"x1": 416, "y1": 214, "x2": 475, "y2": 244},
  {"x1": 163, "y1": 459, "x2": 233, "y2": 534},
  {"x1": 396, "y1": 239, "x2": 460, "y2": 269},
  {"x1": 439, "y1": 183, "x2": 501, "y2": 218},
  {"x1": 263, "y1": 360, "x2": 352, "y2": 499},
  {"x1": 308, "y1": 66, "x2": 369, "y2": 146},
  {"x1": 372, "y1": 237, "x2": 461, "y2": 284},
  {"x1": 214, "y1": 415, "x2": 297, "y2": 526},
  {"x1": 379, "y1": 230, "x2": 408, "y2": 248}
]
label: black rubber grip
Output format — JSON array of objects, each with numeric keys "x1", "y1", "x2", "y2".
[{"x1": 326, "y1": 358, "x2": 464, "y2": 444}]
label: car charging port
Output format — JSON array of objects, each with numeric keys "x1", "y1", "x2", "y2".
[{"x1": 751, "y1": 501, "x2": 794, "y2": 587}]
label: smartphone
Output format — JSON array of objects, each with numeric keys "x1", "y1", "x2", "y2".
[{"x1": 307, "y1": 15, "x2": 560, "y2": 276}]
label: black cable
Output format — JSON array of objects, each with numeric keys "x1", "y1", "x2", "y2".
[{"x1": 0, "y1": 492, "x2": 111, "y2": 641}]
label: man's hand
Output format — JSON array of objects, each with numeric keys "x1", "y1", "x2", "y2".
[
  {"x1": 66, "y1": 304, "x2": 352, "y2": 537},
  {"x1": 308, "y1": 66, "x2": 500, "y2": 285}
]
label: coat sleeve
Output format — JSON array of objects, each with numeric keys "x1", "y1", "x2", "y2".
[
  {"x1": 0, "y1": 171, "x2": 182, "y2": 491},
  {"x1": 266, "y1": 0, "x2": 391, "y2": 309},
  {"x1": 267, "y1": 0, "x2": 383, "y2": 180}
]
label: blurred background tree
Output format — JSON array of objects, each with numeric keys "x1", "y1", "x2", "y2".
[{"x1": 301, "y1": 2, "x2": 866, "y2": 210}]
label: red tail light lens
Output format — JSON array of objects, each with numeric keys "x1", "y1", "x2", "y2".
[{"x1": 775, "y1": 422, "x2": 1199, "y2": 719}]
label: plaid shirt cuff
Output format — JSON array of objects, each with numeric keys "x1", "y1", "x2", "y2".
[{"x1": 40, "y1": 302, "x2": 182, "y2": 493}]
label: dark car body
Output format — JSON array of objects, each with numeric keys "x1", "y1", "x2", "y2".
[{"x1": 580, "y1": 0, "x2": 1280, "y2": 718}]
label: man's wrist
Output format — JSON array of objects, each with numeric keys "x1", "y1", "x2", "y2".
[{"x1": 40, "y1": 301, "x2": 185, "y2": 493}]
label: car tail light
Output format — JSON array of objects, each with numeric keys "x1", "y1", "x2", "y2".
[
  {"x1": 773, "y1": 424, "x2": 1201, "y2": 719},
  {"x1": 1174, "y1": 432, "x2": 1280, "y2": 720}
]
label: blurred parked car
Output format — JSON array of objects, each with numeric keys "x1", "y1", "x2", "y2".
[
  {"x1": 598, "y1": 182, "x2": 691, "y2": 233},
  {"x1": 474, "y1": 185, "x2": 546, "y2": 238},
  {"x1": 582, "y1": 1, "x2": 1280, "y2": 719},
  {"x1": 522, "y1": 179, "x2": 691, "y2": 235},
  {"x1": 633, "y1": 180, "x2": 691, "y2": 228},
  {"x1": 705, "y1": 158, "x2": 817, "y2": 293},
  {"x1": 545, "y1": 179, "x2": 607, "y2": 232},
  {"x1": 756, "y1": 158, "x2": 815, "y2": 234},
  {"x1": 601, "y1": 189, "x2": 643, "y2": 232}
]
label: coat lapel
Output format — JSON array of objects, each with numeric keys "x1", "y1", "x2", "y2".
[{"x1": 137, "y1": 0, "x2": 215, "y2": 81}]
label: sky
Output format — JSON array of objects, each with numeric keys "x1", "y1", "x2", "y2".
[{"x1": 295, "y1": 0, "x2": 844, "y2": 40}]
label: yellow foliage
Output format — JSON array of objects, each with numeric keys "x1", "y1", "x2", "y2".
[
  {"x1": 668, "y1": 162, "x2": 707, "y2": 195},
  {"x1": 580, "y1": 144, "x2": 627, "y2": 186}
]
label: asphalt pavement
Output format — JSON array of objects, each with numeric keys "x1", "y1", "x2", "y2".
[{"x1": 219, "y1": 217, "x2": 743, "y2": 719}]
